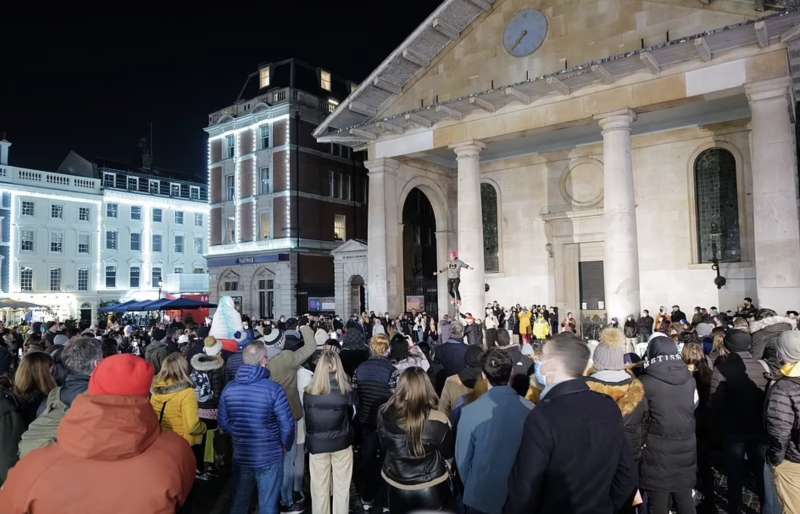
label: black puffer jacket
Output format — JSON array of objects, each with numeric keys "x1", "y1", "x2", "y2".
[
  {"x1": 639, "y1": 337, "x2": 697, "y2": 492},
  {"x1": 352, "y1": 357, "x2": 398, "y2": 427},
  {"x1": 378, "y1": 405, "x2": 453, "y2": 488},
  {"x1": 304, "y1": 384, "x2": 353, "y2": 454},
  {"x1": 710, "y1": 351, "x2": 768, "y2": 438},
  {"x1": 766, "y1": 376, "x2": 800, "y2": 466}
]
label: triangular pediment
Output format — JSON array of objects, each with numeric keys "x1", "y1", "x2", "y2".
[{"x1": 331, "y1": 239, "x2": 368, "y2": 255}]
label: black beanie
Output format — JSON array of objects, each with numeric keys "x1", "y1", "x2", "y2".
[{"x1": 724, "y1": 329, "x2": 752, "y2": 353}]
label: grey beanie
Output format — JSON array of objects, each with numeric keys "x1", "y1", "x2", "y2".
[
  {"x1": 54, "y1": 334, "x2": 69, "y2": 346},
  {"x1": 593, "y1": 328, "x2": 626, "y2": 371},
  {"x1": 778, "y1": 331, "x2": 800, "y2": 364}
]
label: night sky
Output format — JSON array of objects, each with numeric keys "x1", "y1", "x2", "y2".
[{"x1": 1, "y1": 3, "x2": 438, "y2": 180}]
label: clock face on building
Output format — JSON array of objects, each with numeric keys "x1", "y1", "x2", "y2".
[{"x1": 503, "y1": 9, "x2": 548, "y2": 58}]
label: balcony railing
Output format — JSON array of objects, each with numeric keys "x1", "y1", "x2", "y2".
[{"x1": 0, "y1": 166, "x2": 101, "y2": 193}]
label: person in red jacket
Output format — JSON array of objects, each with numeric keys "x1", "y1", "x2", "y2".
[{"x1": 0, "y1": 354, "x2": 196, "y2": 514}]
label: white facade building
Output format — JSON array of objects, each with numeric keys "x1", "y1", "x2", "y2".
[{"x1": 0, "y1": 143, "x2": 209, "y2": 324}]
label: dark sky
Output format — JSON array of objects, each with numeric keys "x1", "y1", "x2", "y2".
[{"x1": 1, "y1": 3, "x2": 438, "y2": 179}]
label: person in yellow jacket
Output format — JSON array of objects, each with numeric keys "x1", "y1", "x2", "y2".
[
  {"x1": 533, "y1": 314, "x2": 551, "y2": 342},
  {"x1": 518, "y1": 308, "x2": 533, "y2": 344},
  {"x1": 150, "y1": 352, "x2": 206, "y2": 471}
]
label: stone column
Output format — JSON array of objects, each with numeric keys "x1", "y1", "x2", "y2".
[
  {"x1": 364, "y1": 158, "x2": 401, "y2": 315},
  {"x1": 451, "y1": 141, "x2": 486, "y2": 318},
  {"x1": 595, "y1": 109, "x2": 641, "y2": 322},
  {"x1": 745, "y1": 77, "x2": 800, "y2": 312}
]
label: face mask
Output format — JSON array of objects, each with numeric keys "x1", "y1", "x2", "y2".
[{"x1": 534, "y1": 361, "x2": 547, "y2": 387}]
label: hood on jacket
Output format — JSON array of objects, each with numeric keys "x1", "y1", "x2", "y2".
[
  {"x1": 190, "y1": 353, "x2": 224, "y2": 372},
  {"x1": 61, "y1": 373, "x2": 91, "y2": 407},
  {"x1": 234, "y1": 364, "x2": 270, "y2": 384},
  {"x1": 751, "y1": 316, "x2": 797, "y2": 334},
  {"x1": 151, "y1": 379, "x2": 193, "y2": 396},
  {"x1": 57, "y1": 395, "x2": 160, "y2": 460},
  {"x1": 644, "y1": 336, "x2": 691, "y2": 385},
  {"x1": 586, "y1": 376, "x2": 645, "y2": 417}
]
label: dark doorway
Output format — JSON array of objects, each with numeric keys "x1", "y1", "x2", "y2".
[
  {"x1": 350, "y1": 275, "x2": 365, "y2": 315},
  {"x1": 402, "y1": 188, "x2": 438, "y2": 315},
  {"x1": 80, "y1": 303, "x2": 92, "y2": 325},
  {"x1": 579, "y1": 261, "x2": 606, "y2": 339}
]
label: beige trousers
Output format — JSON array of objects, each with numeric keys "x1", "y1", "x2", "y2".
[
  {"x1": 775, "y1": 460, "x2": 800, "y2": 513},
  {"x1": 309, "y1": 446, "x2": 353, "y2": 514}
]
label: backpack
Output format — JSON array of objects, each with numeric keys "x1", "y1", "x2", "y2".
[
  {"x1": 17, "y1": 386, "x2": 70, "y2": 458},
  {"x1": 192, "y1": 370, "x2": 213, "y2": 404},
  {"x1": 0, "y1": 391, "x2": 26, "y2": 484}
]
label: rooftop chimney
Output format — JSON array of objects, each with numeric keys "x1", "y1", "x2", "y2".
[{"x1": 0, "y1": 134, "x2": 10, "y2": 166}]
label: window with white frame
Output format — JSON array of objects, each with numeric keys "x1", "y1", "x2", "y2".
[
  {"x1": 50, "y1": 232, "x2": 63, "y2": 253},
  {"x1": 225, "y1": 175, "x2": 235, "y2": 201},
  {"x1": 225, "y1": 135, "x2": 235, "y2": 159},
  {"x1": 320, "y1": 69, "x2": 332, "y2": 91},
  {"x1": 49, "y1": 268, "x2": 61, "y2": 292},
  {"x1": 259, "y1": 212, "x2": 271, "y2": 240},
  {"x1": 152, "y1": 267, "x2": 162, "y2": 287},
  {"x1": 259, "y1": 66, "x2": 270, "y2": 89},
  {"x1": 131, "y1": 206, "x2": 141, "y2": 220},
  {"x1": 77, "y1": 269, "x2": 89, "y2": 291},
  {"x1": 334, "y1": 214, "x2": 346, "y2": 241},
  {"x1": 51, "y1": 204, "x2": 63, "y2": 219},
  {"x1": 129, "y1": 266, "x2": 140, "y2": 288},
  {"x1": 225, "y1": 217, "x2": 235, "y2": 244},
  {"x1": 175, "y1": 235, "x2": 184, "y2": 253},
  {"x1": 103, "y1": 172, "x2": 115, "y2": 187},
  {"x1": 20, "y1": 230, "x2": 33, "y2": 252},
  {"x1": 78, "y1": 234, "x2": 90, "y2": 254},
  {"x1": 105, "y1": 266, "x2": 116, "y2": 288},
  {"x1": 21, "y1": 201, "x2": 34, "y2": 216},
  {"x1": 327, "y1": 98, "x2": 339, "y2": 113},
  {"x1": 190, "y1": 186, "x2": 200, "y2": 200},
  {"x1": 149, "y1": 180, "x2": 159, "y2": 194},
  {"x1": 152, "y1": 234, "x2": 162, "y2": 252},
  {"x1": 152, "y1": 208, "x2": 162, "y2": 222},
  {"x1": 194, "y1": 237, "x2": 203, "y2": 254},
  {"x1": 260, "y1": 125, "x2": 270, "y2": 149},
  {"x1": 174, "y1": 267, "x2": 183, "y2": 274},
  {"x1": 175, "y1": 211, "x2": 184, "y2": 224},
  {"x1": 130, "y1": 232, "x2": 141, "y2": 251},
  {"x1": 194, "y1": 213, "x2": 203, "y2": 227},
  {"x1": 127, "y1": 177, "x2": 138, "y2": 191},
  {"x1": 78, "y1": 207, "x2": 90, "y2": 222},
  {"x1": 20, "y1": 268, "x2": 32, "y2": 292},
  {"x1": 171, "y1": 183, "x2": 180, "y2": 197},
  {"x1": 106, "y1": 230, "x2": 118, "y2": 250},
  {"x1": 106, "y1": 203, "x2": 118, "y2": 218},
  {"x1": 260, "y1": 167, "x2": 271, "y2": 194}
]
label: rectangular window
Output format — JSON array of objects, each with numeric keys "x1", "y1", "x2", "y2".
[
  {"x1": 106, "y1": 231, "x2": 118, "y2": 250},
  {"x1": 174, "y1": 211, "x2": 184, "y2": 224},
  {"x1": 327, "y1": 98, "x2": 339, "y2": 113},
  {"x1": 174, "y1": 267, "x2": 183, "y2": 274},
  {"x1": 130, "y1": 232, "x2": 141, "y2": 251},
  {"x1": 130, "y1": 206, "x2": 141, "y2": 220},
  {"x1": 152, "y1": 208, "x2": 162, "y2": 222},
  {"x1": 320, "y1": 69, "x2": 332, "y2": 91},
  {"x1": 51, "y1": 204, "x2": 63, "y2": 219},
  {"x1": 77, "y1": 269, "x2": 89, "y2": 291},
  {"x1": 260, "y1": 125, "x2": 270, "y2": 149},
  {"x1": 259, "y1": 212, "x2": 270, "y2": 240},
  {"x1": 225, "y1": 175, "x2": 235, "y2": 201},
  {"x1": 50, "y1": 232, "x2": 63, "y2": 253},
  {"x1": 152, "y1": 267, "x2": 162, "y2": 287},
  {"x1": 103, "y1": 172, "x2": 115, "y2": 188},
  {"x1": 78, "y1": 234, "x2": 90, "y2": 254},
  {"x1": 174, "y1": 235, "x2": 184, "y2": 253},
  {"x1": 106, "y1": 204, "x2": 118, "y2": 218},
  {"x1": 170, "y1": 183, "x2": 180, "y2": 197},
  {"x1": 79, "y1": 207, "x2": 90, "y2": 222},
  {"x1": 224, "y1": 281, "x2": 239, "y2": 291},
  {"x1": 193, "y1": 267, "x2": 205, "y2": 274},
  {"x1": 49, "y1": 268, "x2": 61, "y2": 292},
  {"x1": 149, "y1": 180, "x2": 159, "y2": 194},
  {"x1": 105, "y1": 266, "x2": 116, "y2": 288},
  {"x1": 260, "y1": 167, "x2": 271, "y2": 194},
  {"x1": 21, "y1": 201, "x2": 34, "y2": 216},
  {"x1": 194, "y1": 237, "x2": 203, "y2": 254},
  {"x1": 194, "y1": 213, "x2": 203, "y2": 227},
  {"x1": 190, "y1": 186, "x2": 200, "y2": 200},
  {"x1": 152, "y1": 234, "x2": 162, "y2": 252},
  {"x1": 20, "y1": 230, "x2": 34, "y2": 252},
  {"x1": 343, "y1": 174, "x2": 351, "y2": 201},
  {"x1": 225, "y1": 135, "x2": 235, "y2": 159},
  {"x1": 334, "y1": 214, "x2": 346, "y2": 241},
  {"x1": 20, "y1": 268, "x2": 32, "y2": 292},
  {"x1": 127, "y1": 177, "x2": 138, "y2": 191},
  {"x1": 259, "y1": 66, "x2": 270, "y2": 89},
  {"x1": 129, "y1": 267, "x2": 140, "y2": 288},
  {"x1": 225, "y1": 217, "x2": 235, "y2": 244}
]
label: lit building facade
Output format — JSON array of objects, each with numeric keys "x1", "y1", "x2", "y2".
[
  {"x1": 0, "y1": 141, "x2": 208, "y2": 323},
  {"x1": 206, "y1": 59, "x2": 368, "y2": 318}
]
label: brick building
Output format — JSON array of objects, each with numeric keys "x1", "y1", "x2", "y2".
[{"x1": 206, "y1": 59, "x2": 368, "y2": 318}]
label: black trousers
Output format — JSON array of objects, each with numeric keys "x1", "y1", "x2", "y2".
[
  {"x1": 387, "y1": 480, "x2": 453, "y2": 514},
  {"x1": 358, "y1": 425, "x2": 386, "y2": 508},
  {"x1": 646, "y1": 489, "x2": 696, "y2": 514},
  {"x1": 447, "y1": 278, "x2": 461, "y2": 301},
  {"x1": 723, "y1": 436, "x2": 766, "y2": 514}
]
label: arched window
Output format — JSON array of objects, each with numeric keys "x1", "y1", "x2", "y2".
[
  {"x1": 695, "y1": 148, "x2": 740, "y2": 263},
  {"x1": 481, "y1": 183, "x2": 500, "y2": 272}
]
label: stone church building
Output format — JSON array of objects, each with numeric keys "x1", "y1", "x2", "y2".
[{"x1": 315, "y1": 0, "x2": 800, "y2": 324}]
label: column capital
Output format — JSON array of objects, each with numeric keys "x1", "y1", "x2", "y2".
[
  {"x1": 594, "y1": 108, "x2": 637, "y2": 133},
  {"x1": 449, "y1": 140, "x2": 486, "y2": 159},
  {"x1": 363, "y1": 158, "x2": 400, "y2": 177},
  {"x1": 745, "y1": 76, "x2": 793, "y2": 104}
]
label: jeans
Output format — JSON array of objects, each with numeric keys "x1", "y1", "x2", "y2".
[
  {"x1": 293, "y1": 442, "x2": 305, "y2": 501},
  {"x1": 723, "y1": 437, "x2": 766, "y2": 514},
  {"x1": 230, "y1": 462, "x2": 283, "y2": 514},
  {"x1": 646, "y1": 490, "x2": 695, "y2": 514},
  {"x1": 282, "y1": 441, "x2": 297, "y2": 506},
  {"x1": 763, "y1": 461, "x2": 782, "y2": 514}
]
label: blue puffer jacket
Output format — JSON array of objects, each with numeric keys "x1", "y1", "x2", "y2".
[{"x1": 219, "y1": 364, "x2": 295, "y2": 469}]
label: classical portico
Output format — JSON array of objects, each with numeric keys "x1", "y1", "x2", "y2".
[{"x1": 317, "y1": 0, "x2": 800, "y2": 320}]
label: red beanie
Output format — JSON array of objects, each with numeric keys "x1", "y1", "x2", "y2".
[{"x1": 88, "y1": 354, "x2": 154, "y2": 397}]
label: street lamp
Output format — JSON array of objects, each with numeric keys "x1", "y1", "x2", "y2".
[{"x1": 711, "y1": 236, "x2": 727, "y2": 290}]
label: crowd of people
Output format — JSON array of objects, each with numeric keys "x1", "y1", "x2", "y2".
[{"x1": 0, "y1": 296, "x2": 798, "y2": 514}]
